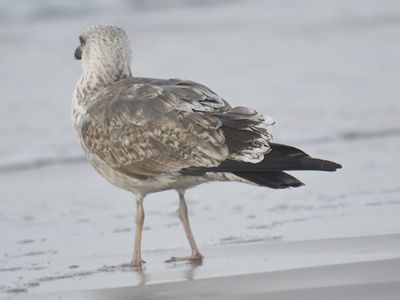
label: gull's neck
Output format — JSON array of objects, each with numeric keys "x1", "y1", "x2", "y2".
[
  {"x1": 72, "y1": 64, "x2": 131, "y2": 131},
  {"x1": 75, "y1": 64, "x2": 132, "y2": 106}
]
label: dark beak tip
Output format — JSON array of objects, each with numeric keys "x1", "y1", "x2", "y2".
[{"x1": 74, "y1": 46, "x2": 82, "y2": 60}]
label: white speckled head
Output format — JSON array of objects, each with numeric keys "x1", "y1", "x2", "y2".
[{"x1": 75, "y1": 25, "x2": 132, "y2": 82}]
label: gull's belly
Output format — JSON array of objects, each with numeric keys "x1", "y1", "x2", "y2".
[
  {"x1": 74, "y1": 116, "x2": 211, "y2": 194},
  {"x1": 84, "y1": 149, "x2": 210, "y2": 194}
]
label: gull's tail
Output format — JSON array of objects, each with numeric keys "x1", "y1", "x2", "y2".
[{"x1": 182, "y1": 143, "x2": 342, "y2": 189}]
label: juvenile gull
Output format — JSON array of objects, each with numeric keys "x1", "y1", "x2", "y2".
[{"x1": 72, "y1": 25, "x2": 341, "y2": 267}]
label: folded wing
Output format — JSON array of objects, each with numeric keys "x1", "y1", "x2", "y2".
[{"x1": 80, "y1": 78, "x2": 274, "y2": 177}]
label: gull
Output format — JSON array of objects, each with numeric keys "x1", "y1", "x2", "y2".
[{"x1": 72, "y1": 25, "x2": 341, "y2": 267}]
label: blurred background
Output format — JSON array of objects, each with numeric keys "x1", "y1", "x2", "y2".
[
  {"x1": 0, "y1": 0, "x2": 399, "y2": 168},
  {"x1": 0, "y1": 0, "x2": 399, "y2": 295}
]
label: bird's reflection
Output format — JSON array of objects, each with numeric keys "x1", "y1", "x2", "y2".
[
  {"x1": 183, "y1": 259, "x2": 202, "y2": 280},
  {"x1": 165, "y1": 258, "x2": 203, "y2": 281},
  {"x1": 134, "y1": 267, "x2": 148, "y2": 285},
  {"x1": 131, "y1": 258, "x2": 202, "y2": 286}
]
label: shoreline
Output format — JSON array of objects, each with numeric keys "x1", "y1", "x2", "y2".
[{"x1": 5, "y1": 233, "x2": 400, "y2": 299}]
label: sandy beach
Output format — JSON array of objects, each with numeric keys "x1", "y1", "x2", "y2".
[
  {"x1": 4, "y1": 234, "x2": 400, "y2": 299},
  {"x1": 1, "y1": 0, "x2": 400, "y2": 298}
]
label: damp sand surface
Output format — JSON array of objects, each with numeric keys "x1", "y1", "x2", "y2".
[{"x1": 4, "y1": 234, "x2": 400, "y2": 300}]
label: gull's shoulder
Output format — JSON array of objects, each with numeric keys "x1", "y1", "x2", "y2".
[{"x1": 93, "y1": 76, "x2": 230, "y2": 113}]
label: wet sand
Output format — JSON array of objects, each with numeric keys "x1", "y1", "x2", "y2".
[
  {"x1": 1, "y1": 134, "x2": 400, "y2": 297},
  {"x1": 7, "y1": 234, "x2": 400, "y2": 299}
]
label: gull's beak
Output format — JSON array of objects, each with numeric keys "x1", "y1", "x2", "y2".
[{"x1": 74, "y1": 46, "x2": 82, "y2": 60}]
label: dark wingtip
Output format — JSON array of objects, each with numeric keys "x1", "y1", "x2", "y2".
[
  {"x1": 272, "y1": 181, "x2": 305, "y2": 189},
  {"x1": 233, "y1": 171, "x2": 305, "y2": 189},
  {"x1": 327, "y1": 162, "x2": 342, "y2": 171},
  {"x1": 284, "y1": 181, "x2": 305, "y2": 189},
  {"x1": 301, "y1": 157, "x2": 342, "y2": 172}
]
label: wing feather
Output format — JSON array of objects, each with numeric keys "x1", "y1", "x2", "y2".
[
  {"x1": 81, "y1": 78, "x2": 229, "y2": 176},
  {"x1": 80, "y1": 77, "x2": 274, "y2": 177}
]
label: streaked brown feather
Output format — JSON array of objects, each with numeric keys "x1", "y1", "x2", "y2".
[{"x1": 80, "y1": 77, "x2": 272, "y2": 177}]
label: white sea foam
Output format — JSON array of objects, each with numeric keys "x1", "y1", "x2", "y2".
[{"x1": 0, "y1": 151, "x2": 84, "y2": 171}]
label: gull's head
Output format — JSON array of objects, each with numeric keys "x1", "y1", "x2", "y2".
[{"x1": 75, "y1": 25, "x2": 132, "y2": 80}]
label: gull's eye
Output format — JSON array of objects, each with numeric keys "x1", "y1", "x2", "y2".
[{"x1": 79, "y1": 36, "x2": 86, "y2": 46}]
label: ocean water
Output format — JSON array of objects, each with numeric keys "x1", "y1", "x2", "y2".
[
  {"x1": 1, "y1": 0, "x2": 399, "y2": 171},
  {"x1": 0, "y1": 0, "x2": 231, "y2": 24}
]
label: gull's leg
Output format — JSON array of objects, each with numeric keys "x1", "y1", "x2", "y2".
[
  {"x1": 130, "y1": 193, "x2": 145, "y2": 267},
  {"x1": 166, "y1": 190, "x2": 203, "y2": 263}
]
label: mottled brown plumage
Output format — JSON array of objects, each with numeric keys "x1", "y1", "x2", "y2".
[
  {"x1": 72, "y1": 25, "x2": 341, "y2": 267},
  {"x1": 80, "y1": 77, "x2": 274, "y2": 178}
]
